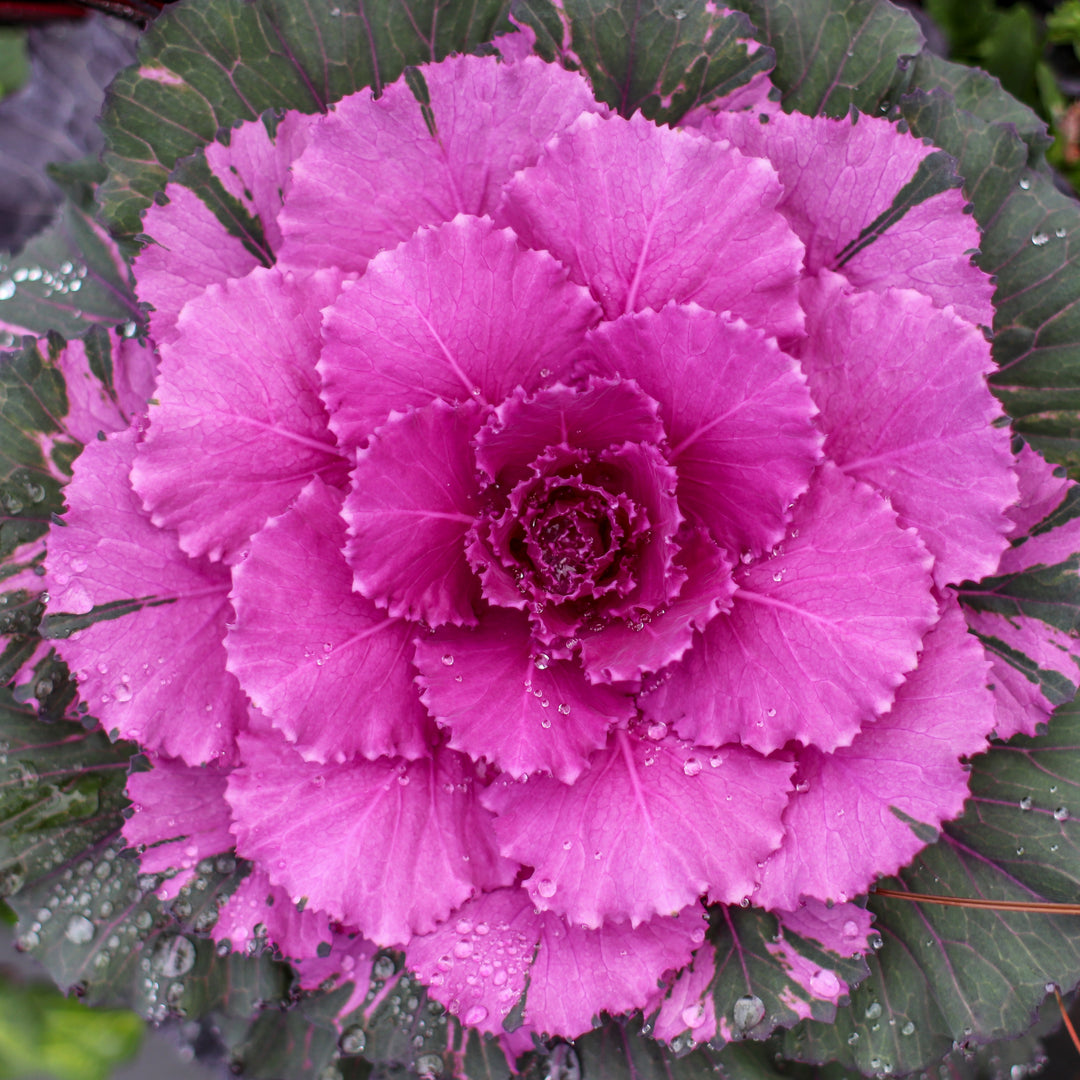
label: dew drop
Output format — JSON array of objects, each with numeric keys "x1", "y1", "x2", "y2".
[
  {"x1": 64, "y1": 914, "x2": 95, "y2": 944},
  {"x1": 373, "y1": 954, "x2": 396, "y2": 980},
  {"x1": 557, "y1": 703, "x2": 571, "y2": 715},
  {"x1": 535, "y1": 878, "x2": 557, "y2": 899},
  {"x1": 534, "y1": 653, "x2": 550, "y2": 670},
  {"x1": 681, "y1": 1002, "x2": 706, "y2": 1029},
  {"x1": 732, "y1": 995, "x2": 765, "y2": 1032},
  {"x1": 339, "y1": 1026, "x2": 367, "y2": 1055},
  {"x1": 152, "y1": 934, "x2": 196, "y2": 977},
  {"x1": 683, "y1": 757, "x2": 702, "y2": 777},
  {"x1": 902, "y1": 1021, "x2": 916, "y2": 1036},
  {"x1": 1019, "y1": 796, "x2": 1033, "y2": 811},
  {"x1": 809, "y1": 969, "x2": 840, "y2": 996},
  {"x1": 1020, "y1": 177, "x2": 1031, "y2": 190},
  {"x1": 441, "y1": 654, "x2": 454, "y2": 667},
  {"x1": 842, "y1": 919, "x2": 859, "y2": 939},
  {"x1": 1054, "y1": 805, "x2": 1070, "y2": 822},
  {"x1": 865, "y1": 1002, "x2": 883, "y2": 1020},
  {"x1": 417, "y1": 1053, "x2": 444, "y2": 1077},
  {"x1": 647, "y1": 721, "x2": 668, "y2": 740},
  {"x1": 0, "y1": 281, "x2": 14, "y2": 301},
  {"x1": 464, "y1": 1004, "x2": 489, "y2": 1025},
  {"x1": 1032, "y1": 232, "x2": 1050, "y2": 246}
]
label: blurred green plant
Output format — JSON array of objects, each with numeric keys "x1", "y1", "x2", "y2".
[
  {"x1": 0, "y1": 971, "x2": 143, "y2": 1080},
  {"x1": 0, "y1": 28, "x2": 28, "y2": 97},
  {"x1": 1, "y1": 903, "x2": 142, "y2": 1080}
]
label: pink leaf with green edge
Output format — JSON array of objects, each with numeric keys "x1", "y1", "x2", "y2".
[
  {"x1": 344, "y1": 400, "x2": 484, "y2": 628},
  {"x1": 53, "y1": 332, "x2": 157, "y2": 442},
  {"x1": 226, "y1": 731, "x2": 517, "y2": 946},
  {"x1": 205, "y1": 111, "x2": 315, "y2": 254},
  {"x1": 582, "y1": 304, "x2": 821, "y2": 557},
  {"x1": 498, "y1": 112, "x2": 804, "y2": 334},
  {"x1": 643, "y1": 464, "x2": 937, "y2": 756},
  {"x1": 277, "y1": 54, "x2": 604, "y2": 274},
  {"x1": 799, "y1": 271, "x2": 1016, "y2": 588},
  {"x1": 644, "y1": 941, "x2": 718, "y2": 1044},
  {"x1": 134, "y1": 185, "x2": 261, "y2": 347},
  {"x1": 696, "y1": 108, "x2": 993, "y2": 326},
  {"x1": 577, "y1": 528, "x2": 734, "y2": 683},
  {"x1": 407, "y1": 886, "x2": 703, "y2": 1038},
  {"x1": 483, "y1": 727, "x2": 792, "y2": 927},
  {"x1": 123, "y1": 759, "x2": 233, "y2": 900},
  {"x1": 212, "y1": 869, "x2": 333, "y2": 961},
  {"x1": 473, "y1": 378, "x2": 666, "y2": 484},
  {"x1": 44, "y1": 428, "x2": 246, "y2": 766},
  {"x1": 319, "y1": 214, "x2": 599, "y2": 450},
  {"x1": 962, "y1": 449, "x2": 1080, "y2": 741},
  {"x1": 132, "y1": 266, "x2": 347, "y2": 564},
  {"x1": 414, "y1": 607, "x2": 631, "y2": 783},
  {"x1": 755, "y1": 600, "x2": 994, "y2": 910},
  {"x1": 226, "y1": 478, "x2": 431, "y2": 764}
]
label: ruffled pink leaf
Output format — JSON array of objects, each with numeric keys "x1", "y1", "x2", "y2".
[
  {"x1": 45, "y1": 429, "x2": 246, "y2": 765},
  {"x1": 415, "y1": 607, "x2": 631, "y2": 783},
  {"x1": 700, "y1": 109, "x2": 993, "y2": 326},
  {"x1": 583, "y1": 304, "x2": 821, "y2": 556},
  {"x1": 499, "y1": 112, "x2": 804, "y2": 334},
  {"x1": 755, "y1": 600, "x2": 994, "y2": 910},
  {"x1": 124, "y1": 759, "x2": 233, "y2": 899},
  {"x1": 407, "y1": 886, "x2": 702, "y2": 1038},
  {"x1": 227, "y1": 732, "x2": 516, "y2": 946},
  {"x1": 212, "y1": 869, "x2": 332, "y2": 961},
  {"x1": 473, "y1": 377, "x2": 666, "y2": 483},
  {"x1": 277, "y1": 55, "x2": 604, "y2": 273},
  {"x1": 483, "y1": 728, "x2": 792, "y2": 927},
  {"x1": 645, "y1": 464, "x2": 937, "y2": 755},
  {"x1": 799, "y1": 271, "x2": 1016, "y2": 588},
  {"x1": 226, "y1": 477, "x2": 431, "y2": 763},
  {"x1": 320, "y1": 215, "x2": 599, "y2": 449},
  {"x1": 344, "y1": 400, "x2": 483, "y2": 627},
  {"x1": 578, "y1": 529, "x2": 735, "y2": 682},
  {"x1": 132, "y1": 267, "x2": 347, "y2": 563}
]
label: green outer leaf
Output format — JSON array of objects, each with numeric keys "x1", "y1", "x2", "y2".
[
  {"x1": 0, "y1": 204, "x2": 139, "y2": 341},
  {"x1": 725, "y1": 0, "x2": 923, "y2": 118},
  {"x1": 98, "y1": 0, "x2": 513, "y2": 237},
  {"x1": 510, "y1": 0, "x2": 775, "y2": 124},
  {"x1": 780, "y1": 699, "x2": 1080, "y2": 1075}
]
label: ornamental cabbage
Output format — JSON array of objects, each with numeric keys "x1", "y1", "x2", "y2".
[{"x1": 41, "y1": 41, "x2": 1080, "y2": 1049}]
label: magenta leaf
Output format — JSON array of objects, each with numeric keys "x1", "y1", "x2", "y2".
[
  {"x1": 583, "y1": 304, "x2": 821, "y2": 556},
  {"x1": 344, "y1": 401, "x2": 484, "y2": 627},
  {"x1": 226, "y1": 478, "x2": 432, "y2": 763},
  {"x1": 415, "y1": 606, "x2": 631, "y2": 782},
  {"x1": 320, "y1": 215, "x2": 599, "y2": 449},
  {"x1": 698, "y1": 108, "x2": 992, "y2": 326},
  {"x1": 755, "y1": 601, "x2": 994, "y2": 910},
  {"x1": 277, "y1": 54, "x2": 604, "y2": 274},
  {"x1": 226, "y1": 731, "x2": 516, "y2": 946},
  {"x1": 483, "y1": 727, "x2": 792, "y2": 926},
  {"x1": 407, "y1": 885, "x2": 704, "y2": 1038},
  {"x1": 499, "y1": 111, "x2": 804, "y2": 335},
  {"x1": 800, "y1": 271, "x2": 1017, "y2": 588},
  {"x1": 44, "y1": 429, "x2": 247, "y2": 766},
  {"x1": 643, "y1": 464, "x2": 937, "y2": 755},
  {"x1": 132, "y1": 266, "x2": 346, "y2": 563}
]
